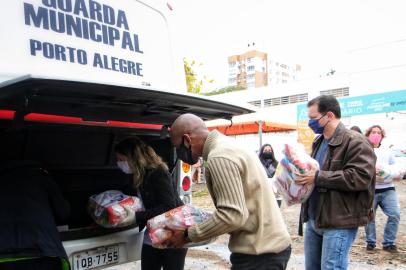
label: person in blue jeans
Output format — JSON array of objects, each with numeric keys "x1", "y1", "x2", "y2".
[
  {"x1": 296, "y1": 95, "x2": 376, "y2": 270},
  {"x1": 364, "y1": 125, "x2": 401, "y2": 253}
]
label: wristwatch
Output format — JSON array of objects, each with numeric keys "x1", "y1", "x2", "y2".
[{"x1": 183, "y1": 229, "x2": 191, "y2": 243}]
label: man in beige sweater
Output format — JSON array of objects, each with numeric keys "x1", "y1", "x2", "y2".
[{"x1": 167, "y1": 113, "x2": 291, "y2": 270}]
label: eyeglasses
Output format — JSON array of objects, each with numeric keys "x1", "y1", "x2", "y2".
[{"x1": 312, "y1": 113, "x2": 326, "y2": 121}]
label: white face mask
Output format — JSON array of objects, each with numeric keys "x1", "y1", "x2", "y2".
[{"x1": 117, "y1": 161, "x2": 132, "y2": 174}]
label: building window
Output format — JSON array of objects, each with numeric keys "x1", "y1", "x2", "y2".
[
  {"x1": 247, "y1": 74, "x2": 255, "y2": 80},
  {"x1": 264, "y1": 93, "x2": 308, "y2": 107},
  {"x1": 248, "y1": 100, "x2": 261, "y2": 107},
  {"x1": 282, "y1": 79, "x2": 287, "y2": 84},
  {"x1": 229, "y1": 61, "x2": 236, "y2": 68},
  {"x1": 320, "y1": 87, "x2": 350, "y2": 98},
  {"x1": 282, "y1": 72, "x2": 289, "y2": 77},
  {"x1": 247, "y1": 57, "x2": 253, "y2": 63},
  {"x1": 247, "y1": 82, "x2": 255, "y2": 88},
  {"x1": 247, "y1": 65, "x2": 255, "y2": 71},
  {"x1": 228, "y1": 78, "x2": 236, "y2": 84}
]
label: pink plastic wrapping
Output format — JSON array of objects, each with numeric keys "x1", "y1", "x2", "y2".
[
  {"x1": 88, "y1": 190, "x2": 144, "y2": 228},
  {"x1": 275, "y1": 144, "x2": 319, "y2": 206},
  {"x1": 147, "y1": 205, "x2": 215, "y2": 248}
]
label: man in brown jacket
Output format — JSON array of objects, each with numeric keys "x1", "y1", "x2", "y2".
[{"x1": 296, "y1": 95, "x2": 376, "y2": 270}]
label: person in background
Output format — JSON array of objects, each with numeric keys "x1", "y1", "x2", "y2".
[
  {"x1": 350, "y1": 126, "x2": 362, "y2": 134},
  {"x1": 259, "y1": 144, "x2": 282, "y2": 207},
  {"x1": 297, "y1": 95, "x2": 376, "y2": 270},
  {"x1": 168, "y1": 114, "x2": 291, "y2": 270},
  {"x1": 364, "y1": 125, "x2": 401, "y2": 253},
  {"x1": 115, "y1": 137, "x2": 187, "y2": 270},
  {"x1": 0, "y1": 161, "x2": 70, "y2": 270}
]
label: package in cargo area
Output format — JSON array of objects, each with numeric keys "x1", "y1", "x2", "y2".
[
  {"x1": 88, "y1": 190, "x2": 144, "y2": 228},
  {"x1": 147, "y1": 205, "x2": 215, "y2": 248},
  {"x1": 275, "y1": 143, "x2": 319, "y2": 206}
]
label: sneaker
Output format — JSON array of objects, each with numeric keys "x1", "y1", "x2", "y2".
[
  {"x1": 383, "y1": 245, "x2": 398, "y2": 253},
  {"x1": 366, "y1": 244, "x2": 375, "y2": 251}
]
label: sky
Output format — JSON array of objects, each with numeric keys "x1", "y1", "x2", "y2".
[{"x1": 168, "y1": 0, "x2": 406, "y2": 91}]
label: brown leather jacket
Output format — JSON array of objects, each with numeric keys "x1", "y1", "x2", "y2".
[{"x1": 301, "y1": 122, "x2": 376, "y2": 231}]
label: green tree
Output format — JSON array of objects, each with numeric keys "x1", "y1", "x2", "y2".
[
  {"x1": 203, "y1": 85, "x2": 246, "y2": 96},
  {"x1": 183, "y1": 58, "x2": 213, "y2": 94}
]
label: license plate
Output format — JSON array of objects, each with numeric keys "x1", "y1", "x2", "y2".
[{"x1": 73, "y1": 245, "x2": 119, "y2": 270}]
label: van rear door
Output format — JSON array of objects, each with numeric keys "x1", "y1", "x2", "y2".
[{"x1": 0, "y1": 77, "x2": 252, "y2": 124}]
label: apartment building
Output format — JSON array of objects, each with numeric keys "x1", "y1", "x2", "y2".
[
  {"x1": 228, "y1": 49, "x2": 301, "y2": 88},
  {"x1": 228, "y1": 50, "x2": 268, "y2": 89},
  {"x1": 268, "y1": 60, "x2": 301, "y2": 85}
]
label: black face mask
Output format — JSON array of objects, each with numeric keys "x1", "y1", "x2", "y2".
[
  {"x1": 176, "y1": 138, "x2": 197, "y2": 165},
  {"x1": 262, "y1": 152, "x2": 273, "y2": 159}
]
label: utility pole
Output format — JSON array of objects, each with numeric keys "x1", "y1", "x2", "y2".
[{"x1": 258, "y1": 120, "x2": 263, "y2": 150}]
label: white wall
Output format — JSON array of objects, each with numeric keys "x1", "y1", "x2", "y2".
[{"x1": 223, "y1": 131, "x2": 298, "y2": 158}]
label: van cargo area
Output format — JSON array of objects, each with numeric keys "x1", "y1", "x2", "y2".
[
  {"x1": 0, "y1": 119, "x2": 176, "y2": 240},
  {"x1": 0, "y1": 77, "x2": 251, "y2": 245}
]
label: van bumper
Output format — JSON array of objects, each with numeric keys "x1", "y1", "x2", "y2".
[{"x1": 63, "y1": 227, "x2": 143, "y2": 269}]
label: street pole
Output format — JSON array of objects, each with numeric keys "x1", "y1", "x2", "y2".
[{"x1": 258, "y1": 120, "x2": 263, "y2": 150}]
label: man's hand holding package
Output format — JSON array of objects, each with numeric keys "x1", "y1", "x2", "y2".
[
  {"x1": 164, "y1": 228, "x2": 190, "y2": 248},
  {"x1": 294, "y1": 169, "x2": 317, "y2": 186}
]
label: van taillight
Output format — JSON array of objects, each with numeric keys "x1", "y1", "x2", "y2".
[
  {"x1": 182, "y1": 162, "x2": 191, "y2": 173},
  {"x1": 182, "y1": 176, "x2": 191, "y2": 191}
]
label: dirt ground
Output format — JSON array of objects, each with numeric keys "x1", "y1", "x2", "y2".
[{"x1": 186, "y1": 180, "x2": 406, "y2": 270}]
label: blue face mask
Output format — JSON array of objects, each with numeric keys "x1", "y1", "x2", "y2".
[{"x1": 308, "y1": 114, "x2": 326, "y2": 134}]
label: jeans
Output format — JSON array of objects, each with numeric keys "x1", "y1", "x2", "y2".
[
  {"x1": 365, "y1": 189, "x2": 400, "y2": 247},
  {"x1": 304, "y1": 219, "x2": 357, "y2": 270},
  {"x1": 230, "y1": 246, "x2": 291, "y2": 270},
  {"x1": 141, "y1": 244, "x2": 187, "y2": 270}
]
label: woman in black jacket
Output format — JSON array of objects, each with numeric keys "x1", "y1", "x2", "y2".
[
  {"x1": 259, "y1": 144, "x2": 278, "y2": 178},
  {"x1": 115, "y1": 137, "x2": 186, "y2": 270},
  {"x1": 259, "y1": 144, "x2": 282, "y2": 207}
]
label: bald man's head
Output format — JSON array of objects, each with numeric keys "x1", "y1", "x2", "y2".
[{"x1": 170, "y1": 113, "x2": 209, "y2": 164}]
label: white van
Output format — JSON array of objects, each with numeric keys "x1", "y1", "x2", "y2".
[{"x1": 0, "y1": 1, "x2": 251, "y2": 269}]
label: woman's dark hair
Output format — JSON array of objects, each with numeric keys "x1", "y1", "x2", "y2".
[
  {"x1": 259, "y1": 143, "x2": 278, "y2": 168},
  {"x1": 350, "y1": 126, "x2": 362, "y2": 134},
  {"x1": 307, "y1": 95, "x2": 341, "y2": 119},
  {"x1": 365, "y1": 125, "x2": 386, "y2": 139}
]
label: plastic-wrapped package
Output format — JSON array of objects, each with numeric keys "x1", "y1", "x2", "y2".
[
  {"x1": 148, "y1": 228, "x2": 174, "y2": 248},
  {"x1": 147, "y1": 205, "x2": 215, "y2": 248},
  {"x1": 376, "y1": 164, "x2": 392, "y2": 181},
  {"x1": 88, "y1": 190, "x2": 144, "y2": 228},
  {"x1": 376, "y1": 163, "x2": 404, "y2": 182},
  {"x1": 274, "y1": 144, "x2": 319, "y2": 206}
]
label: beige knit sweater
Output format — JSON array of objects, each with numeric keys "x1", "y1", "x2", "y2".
[{"x1": 188, "y1": 130, "x2": 291, "y2": 255}]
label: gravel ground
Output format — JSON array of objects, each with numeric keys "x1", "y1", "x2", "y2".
[
  {"x1": 103, "y1": 181, "x2": 406, "y2": 270},
  {"x1": 189, "y1": 180, "x2": 406, "y2": 270}
]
